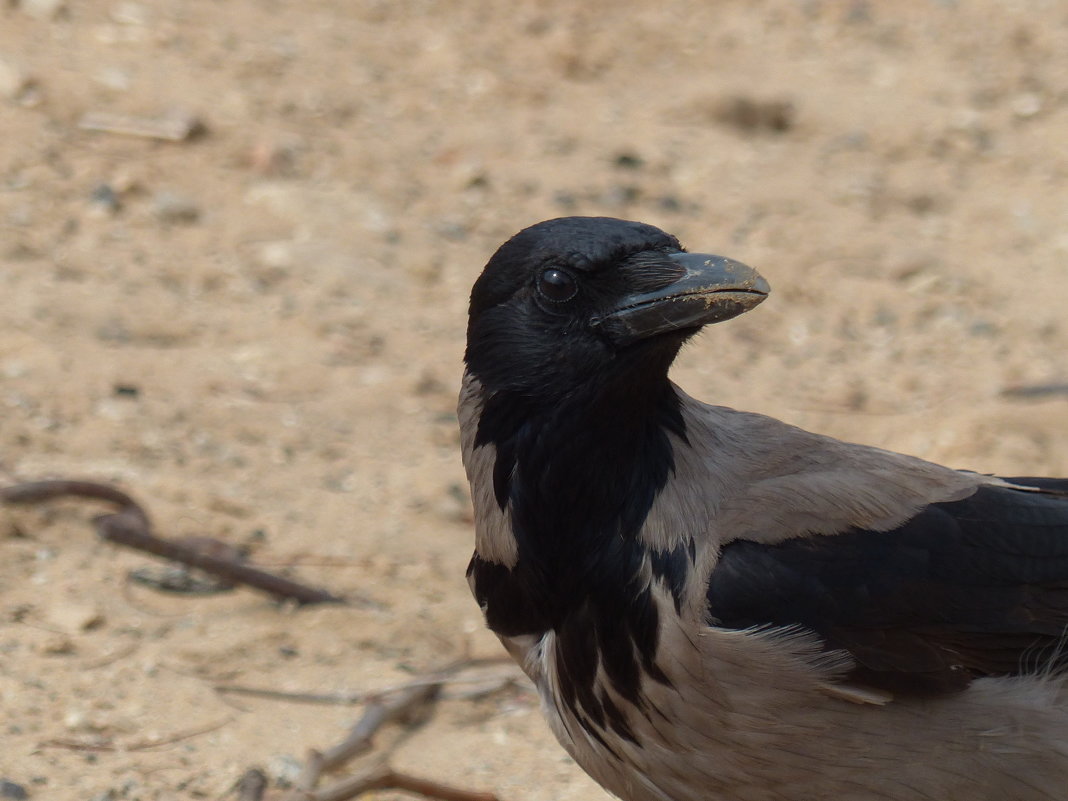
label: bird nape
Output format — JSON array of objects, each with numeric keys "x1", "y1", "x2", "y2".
[{"x1": 458, "y1": 216, "x2": 1068, "y2": 801}]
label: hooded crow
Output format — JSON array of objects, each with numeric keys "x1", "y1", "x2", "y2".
[{"x1": 459, "y1": 216, "x2": 1068, "y2": 801}]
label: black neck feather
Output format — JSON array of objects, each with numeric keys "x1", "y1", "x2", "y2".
[
  {"x1": 467, "y1": 340, "x2": 692, "y2": 728},
  {"x1": 468, "y1": 341, "x2": 689, "y2": 633}
]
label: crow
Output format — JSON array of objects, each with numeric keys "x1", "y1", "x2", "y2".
[{"x1": 459, "y1": 216, "x2": 1068, "y2": 801}]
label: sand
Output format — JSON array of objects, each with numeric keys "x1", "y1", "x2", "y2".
[{"x1": 1, "y1": 1, "x2": 1066, "y2": 798}]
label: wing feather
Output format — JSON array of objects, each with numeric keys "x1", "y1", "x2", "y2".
[{"x1": 706, "y1": 482, "x2": 1068, "y2": 694}]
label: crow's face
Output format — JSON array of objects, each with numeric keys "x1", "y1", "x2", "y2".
[{"x1": 465, "y1": 217, "x2": 769, "y2": 398}]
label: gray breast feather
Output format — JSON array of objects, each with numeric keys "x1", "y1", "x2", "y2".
[
  {"x1": 508, "y1": 588, "x2": 1068, "y2": 801},
  {"x1": 458, "y1": 374, "x2": 518, "y2": 567}
]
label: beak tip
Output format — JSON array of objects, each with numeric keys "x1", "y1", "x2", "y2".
[{"x1": 603, "y1": 251, "x2": 771, "y2": 344}]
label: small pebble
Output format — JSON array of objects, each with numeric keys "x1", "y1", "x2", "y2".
[
  {"x1": 266, "y1": 754, "x2": 303, "y2": 788},
  {"x1": 153, "y1": 191, "x2": 201, "y2": 224},
  {"x1": 40, "y1": 635, "x2": 75, "y2": 656},
  {"x1": 255, "y1": 240, "x2": 295, "y2": 270},
  {"x1": 247, "y1": 138, "x2": 303, "y2": 175},
  {"x1": 88, "y1": 184, "x2": 121, "y2": 216},
  {"x1": 1011, "y1": 92, "x2": 1042, "y2": 118},
  {"x1": 48, "y1": 602, "x2": 106, "y2": 633},
  {"x1": 613, "y1": 151, "x2": 644, "y2": 170},
  {"x1": 113, "y1": 384, "x2": 140, "y2": 397},
  {"x1": 18, "y1": 0, "x2": 65, "y2": 19},
  {"x1": 0, "y1": 780, "x2": 28, "y2": 800},
  {"x1": 717, "y1": 95, "x2": 796, "y2": 133},
  {"x1": 93, "y1": 67, "x2": 131, "y2": 92},
  {"x1": 235, "y1": 771, "x2": 267, "y2": 801},
  {"x1": 0, "y1": 58, "x2": 31, "y2": 101},
  {"x1": 110, "y1": 1, "x2": 149, "y2": 25}
]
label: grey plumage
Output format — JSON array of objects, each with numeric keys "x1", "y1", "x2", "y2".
[{"x1": 459, "y1": 217, "x2": 1068, "y2": 800}]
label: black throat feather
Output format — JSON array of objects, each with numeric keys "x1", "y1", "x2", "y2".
[{"x1": 467, "y1": 342, "x2": 692, "y2": 738}]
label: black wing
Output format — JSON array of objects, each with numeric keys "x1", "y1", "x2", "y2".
[{"x1": 707, "y1": 479, "x2": 1068, "y2": 694}]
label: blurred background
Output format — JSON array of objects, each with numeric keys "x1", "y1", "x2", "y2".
[{"x1": 1, "y1": 1, "x2": 1067, "y2": 798}]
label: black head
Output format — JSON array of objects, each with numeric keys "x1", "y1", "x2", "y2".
[
  {"x1": 465, "y1": 216, "x2": 769, "y2": 399},
  {"x1": 462, "y1": 219, "x2": 769, "y2": 674}
]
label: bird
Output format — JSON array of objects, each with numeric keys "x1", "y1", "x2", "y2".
[{"x1": 458, "y1": 216, "x2": 1068, "y2": 801}]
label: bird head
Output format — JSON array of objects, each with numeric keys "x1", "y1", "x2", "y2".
[
  {"x1": 464, "y1": 216, "x2": 769, "y2": 398},
  {"x1": 461, "y1": 217, "x2": 770, "y2": 638}
]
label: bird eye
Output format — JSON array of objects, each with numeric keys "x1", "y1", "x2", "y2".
[{"x1": 537, "y1": 268, "x2": 578, "y2": 302}]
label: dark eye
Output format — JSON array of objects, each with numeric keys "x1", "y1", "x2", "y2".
[{"x1": 537, "y1": 268, "x2": 578, "y2": 302}]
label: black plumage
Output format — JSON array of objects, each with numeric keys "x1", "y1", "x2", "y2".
[{"x1": 709, "y1": 480, "x2": 1068, "y2": 693}]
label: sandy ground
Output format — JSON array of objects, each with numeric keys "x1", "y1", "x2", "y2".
[{"x1": 1, "y1": 1, "x2": 1067, "y2": 799}]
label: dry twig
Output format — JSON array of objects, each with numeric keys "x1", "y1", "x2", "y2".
[
  {"x1": 78, "y1": 109, "x2": 204, "y2": 141},
  {"x1": 0, "y1": 479, "x2": 344, "y2": 605},
  {"x1": 1001, "y1": 382, "x2": 1068, "y2": 400},
  {"x1": 274, "y1": 658, "x2": 510, "y2": 801},
  {"x1": 305, "y1": 763, "x2": 500, "y2": 801},
  {"x1": 235, "y1": 768, "x2": 269, "y2": 801},
  {"x1": 214, "y1": 656, "x2": 520, "y2": 706},
  {"x1": 4, "y1": 479, "x2": 506, "y2": 800},
  {"x1": 41, "y1": 716, "x2": 233, "y2": 753}
]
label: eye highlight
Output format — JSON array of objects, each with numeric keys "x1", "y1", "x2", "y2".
[{"x1": 537, "y1": 268, "x2": 578, "y2": 302}]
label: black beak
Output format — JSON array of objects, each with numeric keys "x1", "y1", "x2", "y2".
[{"x1": 594, "y1": 252, "x2": 770, "y2": 346}]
